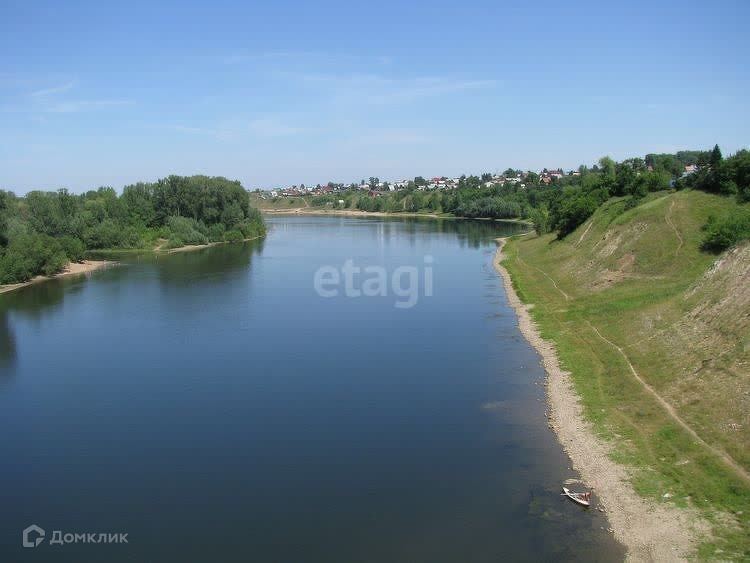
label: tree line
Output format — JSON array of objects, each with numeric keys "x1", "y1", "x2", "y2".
[
  {"x1": 311, "y1": 145, "x2": 750, "y2": 249},
  {"x1": 677, "y1": 146, "x2": 750, "y2": 251},
  {"x1": 0, "y1": 175, "x2": 266, "y2": 284}
]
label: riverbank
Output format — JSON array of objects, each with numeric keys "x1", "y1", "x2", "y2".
[
  {"x1": 0, "y1": 260, "x2": 114, "y2": 295},
  {"x1": 154, "y1": 235, "x2": 264, "y2": 254},
  {"x1": 262, "y1": 207, "x2": 532, "y2": 224},
  {"x1": 0, "y1": 237, "x2": 265, "y2": 295},
  {"x1": 494, "y1": 237, "x2": 708, "y2": 562}
]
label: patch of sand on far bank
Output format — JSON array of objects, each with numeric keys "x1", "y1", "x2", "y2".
[
  {"x1": 262, "y1": 207, "x2": 532, "y2": 224},
  {"x1": 262, "y1": 208, "x2": 444, "y2": 219},
  {"x1": 157, "y1": 235, "x2": 264, "y2": 254},
  {"x1": 0, "y1": 260, "x2": 114, "y2": 295},
  {"x1": 494, "y1": 238, "x2": 709, "y2": 562}
]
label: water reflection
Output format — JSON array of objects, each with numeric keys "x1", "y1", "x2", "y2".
[
  {"x1": 155, "y1": 238, "x2": 265, "y2": 288},
  {"x1": 0, "y1": 311, "x2": 16, "y2": 370},
  {"x1": 359, "y1": 216, "x2": 527, "y2": 248},
  {"x1": 0, "y1": 281, "x2": 71, "y2": 371},
  {"x1": 0, "y1": 217, "x2": 624, "y2": 562},
  {"x1": 266, "y1": 215, "x2": 528, "y2": 249},
  {"x1": 2, "y1": 279, "x2": 68, "y2": 318},
  {"x1": 0, "y1": 242, "x2": 268, "y2": 369}
]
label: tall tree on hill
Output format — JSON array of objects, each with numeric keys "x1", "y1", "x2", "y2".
[
  {"x1": 0, "y1": 190, "x2": 9, "y2": 247},
  {"x1": 598, "y1": 156, "x2": 616, "y2": 180},
  {"x1": 710, "y1": 144, "x2": 723, "y2": 168}
]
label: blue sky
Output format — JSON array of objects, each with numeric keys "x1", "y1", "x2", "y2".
[{"x1": 1, "y1": 0, "x2": 748, "y2": 193}]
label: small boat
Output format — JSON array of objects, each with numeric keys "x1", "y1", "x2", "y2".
[{"x1": 562, "y1": 487, "x2": 591, "y2": 507}]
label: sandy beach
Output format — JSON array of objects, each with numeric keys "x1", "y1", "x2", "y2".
[
  {"x1": 493, "y1": 238, "x2": 709, "y2": 562},
  {"x1": 154, "y1": 235, "x2": 264, "y2": 254},
  {"x1": 262, "y1": 207, "x2": 451, "y2": 219},
  {"x1": 0, "y1": 260, "x2": 114, "y2": 295}
]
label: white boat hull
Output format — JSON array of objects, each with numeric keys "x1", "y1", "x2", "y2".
[{"x1": 562, "y1": 487, "x2": 590, "y2": 507}]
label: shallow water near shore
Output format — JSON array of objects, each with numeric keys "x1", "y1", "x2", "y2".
[{"x1": 0, "y1": 216, "x2": 624, "y2": 561}]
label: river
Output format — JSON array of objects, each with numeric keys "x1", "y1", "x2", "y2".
[{"x1": 0, "y1": 215, "x2": 623, "y2": 561}]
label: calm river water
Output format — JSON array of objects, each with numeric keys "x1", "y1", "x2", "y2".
[{"x1": 0, "y1": 215, "x2": 623, "y2": 561}]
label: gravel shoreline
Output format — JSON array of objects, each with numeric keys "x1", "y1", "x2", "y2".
[{"x1": 494, "y1": 238, "x2": 708, "y2": 562}]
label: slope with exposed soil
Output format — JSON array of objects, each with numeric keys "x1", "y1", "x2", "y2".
[{"x1": 502, "y1": 190, "x2": 750, "y2": 560}]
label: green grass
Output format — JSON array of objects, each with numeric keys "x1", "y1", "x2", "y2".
[
  {"x1": 503, "y1": 190, "x2": 749, "y2": 559},
  {"x1": 250, "y1": 194, "x2": 310, "y2": 210}
]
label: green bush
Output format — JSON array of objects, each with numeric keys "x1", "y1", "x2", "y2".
[
  {"x1": 165, "y1": 216, "x2": 208, "y2": 246},
  {"x1": 207, "y1": 223, "x2": 226, "y2": 242},
  {"x1": 60, "y1": 236, "x2": 86, "y2": 262},
  {"x1": 554, "y1": 189, "x2": 607, "y2": 238},
  {"x1": 238, "y1": 221, "x2": 265, "y2": 239},
  {"x1": 684, "y1": 149, "x2": 750, "y2": 201},
  {"x1": 456, "y1": 197, "x2": 522, "y2": 219},
  {"x1": 624, "y1": 195, "x2": 641, "y2": 210},
  {"x1": 223, "y1": 229, "x2": 244, "y2": 242},
  {"x1": 0, "y1": 233, "x2": 68, "y2": 283},
  {"x1": 701, "y1": 207, "x2": 750, "y2": 252},
  {"x1": 42, "y1": 250, "x2": 68, "y2": 276},
  {"x1": 120, "y1": 226, "x2": 143, "y2": 248},
  {"x1": 83, "y1": 219, "x2": 125, "y2": 249},
  {"x1": 530, "y1": 206, "x2": 551, "y2": 235},
  {"x1": 165, "y1": 236, "x2": 184, "y2": 249}
]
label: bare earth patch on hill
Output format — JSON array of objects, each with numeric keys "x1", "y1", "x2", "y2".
[
  {"x1": 501, "y1": 191, "x2": 750, "y2": 559},
  {"x1": 495, "y1": 239, "x2": 710, "y2": 561}
]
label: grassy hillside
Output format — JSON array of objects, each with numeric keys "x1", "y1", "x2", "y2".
[
  {"x1": 250, "y1": 193, "x2": 310, "y2": 210},
  {"x1": 503, "y1": 190, "x2": 749, "y2": 559}
]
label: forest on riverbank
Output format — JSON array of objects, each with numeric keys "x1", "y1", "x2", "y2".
[
  {"x1": 264, "y1": 146, "x2": 750, "y2": 250},
  {"x1": 0, "y1": 175, "x2": 266, "y2": 284}
]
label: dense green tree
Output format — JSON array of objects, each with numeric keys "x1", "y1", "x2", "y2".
[
  {"x1": 622, "y1": 157, "x2": 646, "y2": 172},
  {"x1": 733, "y1": 150, "x2": 750, "y2": 203},
  {"x1": 681, "y1": 147, "x2": 749, "y2": 198},
  {"x1": 598, "y1": 156, "x2": 616, "y2": 180},
  {"x1": 524, "y1": 172, "x2": 540, "y2": 187},
  {"x1": 0, "y1": 232, "x2": 68, "y2": 283},
  {"x1": 530, "y1": 205, "x2": 551, "y2": 235},
  {"x1": 554, "y1": 189, "x2": 604, "y2": 238},
  {"x1": 614, "y1": 163, "x2": 636, "y2": 196},
  {"x1": 710, "y1": 144, "x2": 723, "y2": 168},
  {"x1": 122, "y1": 182, "x2": 156, "y2": 227},
  {"x1": 0, "y1": 175, "x2": 265, "y2": 284},
  {"x1": 25, "y1": 191, "x2": 69, "y2": 237},
  {"x1": 0, "y1": 190, "x2": 10, "y2": 247}
]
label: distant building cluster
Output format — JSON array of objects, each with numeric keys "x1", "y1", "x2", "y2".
[{"x1": 256, "y1": 167, "x2": 612, "y2": 197}]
